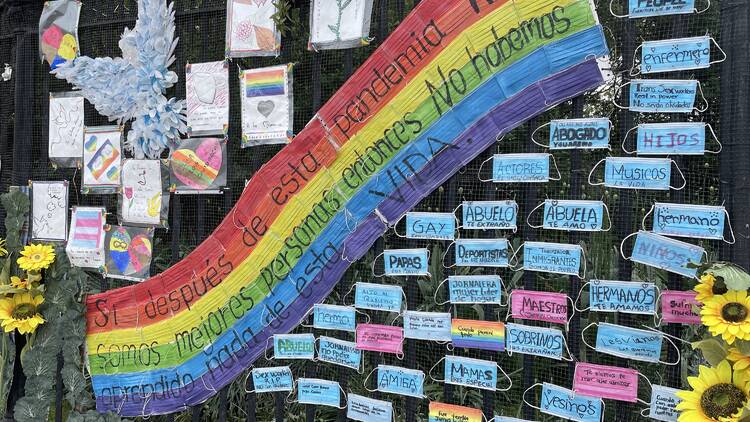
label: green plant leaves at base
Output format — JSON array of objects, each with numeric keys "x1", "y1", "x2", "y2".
[
  {"x1": 708, "y1": 263, "x2": 750, "y2": 292},
  {"x1": 691, "y1": 337, "x2": 729, "y2": 366}
]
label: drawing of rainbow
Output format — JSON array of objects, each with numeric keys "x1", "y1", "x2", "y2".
[
  {"x1": 429, "y1": 402, "x2": 483, "y2": 422},
  {"x1": 244, "y1": 66, "x2": 286, "y2": 97},
  {"x1": 85, "y1": 0, "x2": 608, "y2": 415},
  {"x1": 451, "y1": 319, "x2": 506, "y2": 352}
]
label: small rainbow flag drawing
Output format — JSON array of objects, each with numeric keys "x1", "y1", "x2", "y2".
[
  {"x1": 451, "y1": 319, "x2": 505, "y2": 352},
  {"x1": 71, "y1": 208, "x2": 103, "y2": 249},
  {"x1": 244, "y1": 67, "x2": 286, "y2": 98},
  {"x1": 428, "y1": 402, "x2": 483, "y2": 422}
]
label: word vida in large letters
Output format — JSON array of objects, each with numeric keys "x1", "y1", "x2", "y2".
[{"x1": 84, "y1": 0, "x2": 608, "y2": 414}]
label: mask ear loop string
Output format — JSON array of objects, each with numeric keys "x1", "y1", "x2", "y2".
[
  {"x1": 522, "y1": 383, "x2": 543, "y2": 412},
  {"x1": 497, "y1": 364, "x2": 513, "y2": 392},
  {"x1": 354, "y1": 308, "x2": 372, "y2": 324},
  {"x1": 342, "y1": 282, "x2": 357, "y2": 306},
  {"x1": 588, "y1": 158, "x2": 607, "y2": 186},
  {"x1": 478, "y1": 155, "x2": 495, "y2": 182},
  {"x1": 504, "y1": 291, "x2": 514, "y2": 321},
  {"x1": 566, "y1": 295, "x2": 577, "y2": 331},
  {"x1": 499, "y1": 277, "x2": 508, "y2": 307},
  {"x1": 335, "y1": 384, "x2": 349, "y2": 409},
  {"x1": 619, "y1": 232, "x2": 639, "y2": 261},
  {"x1": 696, "y1": 0, "x2": 711, "y2": 13},
  {"x1": 636, "y1": 372, "x2": 654, "y2": 406},
  {"x1": 573, "y1": 282, "x2": 591, "y2": 313},
  {"x1": 629, "y1": 44, "x2": 643, "y2": 76},
  {"x1": 580, "y1": 322, "x2": 599, "y2": 352},
  {"x1": 706, "y1": 123, "x2": 723, "y2": 154},
  {"x1": 653, "y1": 284, "x2": 663, "y2": 327},
  {"x1": 453, "y1": 202, "x2": 463, "y2": 230},
  {"x1": 372, "y1": 252, "x2": 385, "y2": 277},
  {"x1": 612, "y1": 81, "x2": 632, "y2": 110},
  {"x1": 549, "y1": 154, "x2": 562, "y2": 181},
  {"x1": 244, "y1": 368, "x2": 256, "y2": 394},
  {"x1": 507, "y1": 241, "x2": 519, "y2": 269},
  {"x1": 669, "y1": 160, "x2": 687, "y2": 190},
  {"x1": 562, "y1": 335, "x2": 577, "y2": 362},
  {"x1": 434, "y1": 278, "x2": 450, "y2": 306},
  {"x1": 640, "y1": 325, "x2": 683, "y2": 366},
  {"x1": 285, "y1": 380, "x2": 298, "y2": 404},
  {"x1": 608, "y1": 0, "x2": 629, "y2": 18},
  {"x1": 530, "y1": 122, "x2": 551, "y2": 148},
  {"x1": 641, "y1": 204, "x2": 655, "y2": 231},
  {"x1": 578, "y1": 246, "x2": 587, "y2": 280},
  {"x1": 428, "y1": 357, "x2": 447, "y2": 383},
  {"x1": 709, "y1": 37, "x2": 727, "y2": 66},
  {"x1": 441, "y1": 241, "x2": 456, "y2": 269},
  {"x1": 363, "y1": 367, "x2": 379, "y2": 393},
  {"x1": 696, "y1": 81, "x2": 709, "y2": 112},
  {"x1": 392, "y1": 213, "x2": 408, "y2": 238},
  {"x1": 264, "y1": 336, "x2": 274, "y2": 361},
  {"x1": 620, "y1": 126, "x2": 638, "y2": 154},
  {"x1": 509, "y1": 242, "x2": 524, "y2": 272},
  {"x1": 724, "y1": 207, "x2": 737, "y2": 244},
  {"x1": 602, "y1": 202, "x2": 613, "y2": 232},
  {"x1": 525, "y1": 201, "x2": 546, "y2": 229}
]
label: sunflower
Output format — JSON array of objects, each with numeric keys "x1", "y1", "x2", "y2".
[
  {"x1": 9, "y1": 276, "x2": 29, "y2": 290},
  {"x1": 0, "y1": 292, "x2": 45, "y2": 335},
  {"x1": 0, "y1": 238, "x2": 6, "y2": 257},
  {"x1": 676, "y1": 360, "x2": 750, "y2": 421},
  {"x1": 16, "y1": 244, "x2": 55, "y2": 271},
  {"x1": 727, "y1": 348, "x2": 750, "y2": 372},
  {"x1": 696, "y1": 273, "x2": 728, "y2": 304},
  {"x1": 701, "y1": 291, "x2": 750, "y2": 345}
]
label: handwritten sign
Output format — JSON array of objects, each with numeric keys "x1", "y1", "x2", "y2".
[
  {"x1": 541, "y1": 200, "x2": 605, "y2": 231},
  {"x1": 455, "y1": 239, "x2": 509, "y2": 267},
  {"x1": 635, "y1": 123, "x2": 707, "y2": 155},
  {"x1": 31, "y1": 181, "x2": 68, "y2": 241},
  {"x1": 505, "y1": 323, "x2": 565, "y2": 360},
  {"x1": 588, "y1": 280, "x2": 657, "y2": 314},
  {"x1": 630, "y1": 231, "x2": 704, "y2": 278},
  {"x1": 628, "y1": 0, "x2": 696, "y2": 18},
  {"x1": 649, "y1": 385, "x2": 682, "y2": 422},
  {"x1": 462, "y1": 200, "x2": 518, "y2": 230},
  {"x1": 451, "y1": 319, "x2": 505, "y2": 352},
  {"x1": 356, "y1": 324, "x2": 403, "y2": 354},
  {"x1": 523, "y1": 241, "x2": 582, "y2": 276},
  {"x1": 428, "y1": 402, "x2": 482, "y2": 422},
  {"x1": 318, "y1": 336, "x2": 361, "y2": 370},
  {"x1": 297, "y1": 378, "x2": 341, "y2": 407},
  {"x1": 629, "y1": 79, "x2": 699, "y2": 113},
  {"x1": 403, "y1": 311, "x2": 452, "y2": 341},
  {"x1": 603, "y1": 157, "x2": 673, "y2": 190},
  {"x1": 273, "y1": 334, "x2": 316, "y2": 360},
  {"x1": 347, "y1": 394, "x2": 393, "y2": 422},
  {"x1": 383, "y1": 249, "x2": 429, "y2": 276},
  {"x1": 573, "y1": 363, "x2": 639, "y2": 402},
  {"x1": 448, "y1": 275, "x2": 502, "y2": 304},
  {"x1": 652, "y1": 202, "x2": 726, "y2": 240},
  {"x1": 540, "y1": 383, "x2": 602, "y2": 422},
  {"x1": 641, "y1": 36, "x2": 711, "y2": 73},
  {"x1": 509, "y1": 290, "x2": 568, "y2": 325},
  {"x1": 595, "y1": 322, "x2": 663, "y2": 363},
  {"x1": 376, "y1": 365, "x2": 424, "y2": 398},
  {"x1": 405, "y1": 212, "x2": 455, "y2": 240},
  {"x1": 251, "y1": 366, "x2": 293, "y2": 393},
  {"x1": 186, "y1": 61, "x2": 229, "y2": 136},
  {"x1": 661, "y1": 290, "x2": 701, "y2": 324},
  {"x1": 354, "y1": 282, "x2": 403, "y2": 312},
  {"x1": 314, "y1": 304, "x2": 356, "y2": 332},
  {"x1": 492, "y1": 153, "x2": 550, "y2": 182},
  {"x1": 120, "y1": 159, "x2": 164, "y2": 226},
  {"x1": 444, "y1": 355, "x2": 498, "y2": 391},
  {"x1": 549, "y1": 118, "x2": 610, "y2": 149}
]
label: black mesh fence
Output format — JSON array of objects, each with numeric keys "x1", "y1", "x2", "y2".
[{"x1": 0, "y1": 0, "x2": 743, "y2": 421}]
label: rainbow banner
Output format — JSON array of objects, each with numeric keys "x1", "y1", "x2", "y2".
[{"x1": 85, "y1": 0, "x2": 608, "y2": 415}]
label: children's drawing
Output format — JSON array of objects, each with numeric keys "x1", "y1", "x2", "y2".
[
  {"x1": 83, "y1": 127, "x2": 122, "y2": 193},
  {"x1": 240, "y1": 64, "x2": 293, "y2": 146},
  {"x1": 104, "y1": 226, "x2": 153, "y2": 281},
  {"x1": 66, "y1": 207, "x2": 106, "y2": 269},
  {"x1": 121, "y1": 160, "x2": 165, "y2": 226},
  {"x1": 186, "y1": 61, "x2": 229, "y2": 136},
  {"x1": 31, "y1": 181, "x2": 68, "y2": 242},
  {"x1": 226, "y1": 0, "x2": 280, "y2": 57},
  {"x1": 310, "y1": 0, "x2": 373, "y2": 50},
  {"x1": 49, "y1": 93, "x2": 84, "y2": 167},
  {"x1": 39, "y1": 0, "x2": 81, "y2": 69},
  {"x1": 169, "y1": 137, "x2": 227, "y2": 192}
]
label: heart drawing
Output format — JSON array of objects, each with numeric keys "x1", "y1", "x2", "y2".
[{"x1": 258, "y1": 100, "x2": 275, "y2": 118}]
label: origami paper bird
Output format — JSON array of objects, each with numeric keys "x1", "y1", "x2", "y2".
[{"x1": 52, "y1": 0, "x2": 186, "y2": 159}]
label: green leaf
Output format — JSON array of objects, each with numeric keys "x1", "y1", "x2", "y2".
[
  {"x1": 692, "y1": 338, "x2": 729, "y2": 366},
  {"x1": 736, "y1": 339, "x2": 750, "y2": 356},
  {"x1": 709, "y1": 263, "x2": 750, "y2": 291}
]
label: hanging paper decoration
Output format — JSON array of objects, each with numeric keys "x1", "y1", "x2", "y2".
[
  {"x1": 169, "y1": 137, "x2": 227, "y2": 193},
  {"x1": 428, "y1": 402, "x2": 482, "y2": 422},
  {"x1": 573, "y1": 362, "x2": 639, "y2": 402},
  {"x1": 462, "y1": 200, "x2": 518, "y2": 230},
  {"x1": 120, "y1": 160, "x2": 168, "y2": 227},
  {"x1": 103, "y1": 226, "x2": 154, "y2": 281},
  {"x1": 251, "y1": 367, "x2": 294, "y2": 393},
  {"x1": 540, "y1": 118, "x2": 611, "y2": 150},
  {"x1": 660, "y1": 290, "x2": 702, "y2": 325},
  {"x1": 39, "y1": 0, "x2": 81, "y2": 70},
  {"x1": 31, "y1": 181, "x2": 68, "y2": 242},
  {"x1": 240, "y1": 64, "x2": 293, "y2": 146},
  {"x1": 636, "y1": 35, "x2": 723, "y2": 74},
  {"x1": 52, "y1": 0, "x2": 186, "y2": 159},
  {"x1": 82, "y1": 126, "x2": 123, "y2": 194},
  {"x1": 375, "y1": 365, "x2": 424, "y2": 398},
  {"x1": 647, "y1": 384, "x2": 683, "y2": 421},
  {"x1": 623, "y1": 231, "x2": 705, "y2": 278},
  {"x1": 347, "y1": 393, "x2": 393, "y2": 422},
  {"x1": 66, "y1": 206, "x2": 106, "y2": 269},
  {"x1": 645, "y1": 202, "x2": 730, "y2": 241},
  {"x1": 624, "y1": 122, "x2": 719, "y2": 155},
  {"x1": 83, "y1": 0, "x2": 609, "y2": 414},
  {"x1": 226, "y1": 0, "x2": 280, "y2": 57},
  {"x1": 186, "y1": 61, "x2": 230, "y2": 136},
  {"x1": 589, "y1": 157, "x2": 685, "y2": 191},
  {"x1": 48, "y1": 92, "x2": 84, "y2": 167},
  {"x1": 309, "y1": 0, "x2": 374, "y2": 50},
  {"x1": 621, "y1": 79, "x2": 704, "y2": 113}
]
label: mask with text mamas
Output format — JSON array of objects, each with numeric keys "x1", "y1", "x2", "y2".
[{"x1": 444, "y1": 355, "x2": 498, "y2": 391}]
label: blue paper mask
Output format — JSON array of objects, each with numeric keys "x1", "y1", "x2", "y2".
[
  {"x1": 536, "y1": 199, "x2": 607, "y2": 232},
  {"x1": 252, "y1": 366, "x2": 294, "y2": 393},
  {"x1": 505, "y1": 323, "x2": 565, "y2": 360},
  {"x1": 383, "y1": 249, "x2": 429, "y2": 276},
  {"x1": 648, "y1": 384, "x2": 682, "y2": 422},
  {"x1": 491, "y1": 153, "x2": 553, "y2": 182},
  {"x1": 588, "y1": 279, "x2": 657, "y2": 315},
  {"x1": 318, "y1": 336, "x2": 361, "y2": 370},
  {"x1": 297, "y1": 378, "x2": 341, "y2": 407},
  {"x1": 597, "y1": 157, "x2": 678, "y2": 190},
  {"x1": 640, "y1": 36, "x2": 711, "y2": 74},
  {"x1": 273, "y1": 334, "x2": 315, "y2": 360},
  {"x1": 628, "y1": 79, "x2": 700, "y2": 113},
  {"x1": 347, "y1": 393, "x2": 393, "y2": 422},
  {"x1": 650, "y1": 202, "x2": 727, "y2": 241},
  {"x1": 627, "y1": 0, "x2": 697, "y2": 18},
  {"x1": 447, "y1": 275, "x2": 503, "y2": 304},
  {"x1": 455, "y1": 239, "x2": 509, "y2": 267},
  {"x1": 403, "y1": 311, "x2": 452, "y2": 341},
  {"x1": 633, "y1": 123, "x2": 708, "y2": 155},
  {"x1": 376, "y1": 365, "x2": 424, "y2": 398},
  {"x1": 444, "y1": 355, "x2": 498, "y2": 391},
  {"x1": 354, "y1": 282, "x2": 403, "y2": 312},
  {"x1": 462, "y1": 200, "x2": 518, "y2": 230},
  {"x1": 548, "y1": 118, "x2": 610, "y2": 150},
  {"x1": 405, "y1": 212, "x2": 456, "y2": 240},
  {"x1": 594, "y1": 322, "x2": 663, "y2": 362},
  {"x1": 522, "y1": 241, "x2": 583, "y2": 277},
  {"x1": 313, "y1": 304, "x2": 356, "y2": 332},
  {"x1": 627, "y1": 231, "x2": 704, "y2": 278},
  {"x1": 539, "y1": 383, "x2": 603, "y2": 422}
]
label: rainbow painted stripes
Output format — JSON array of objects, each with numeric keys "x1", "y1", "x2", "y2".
[
  {"x1": 244, "y1": 67, "x2": 286, "y2": 97},
  {"x1": 85, "y1": 0, "x2": 608, "y2": 415}
]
